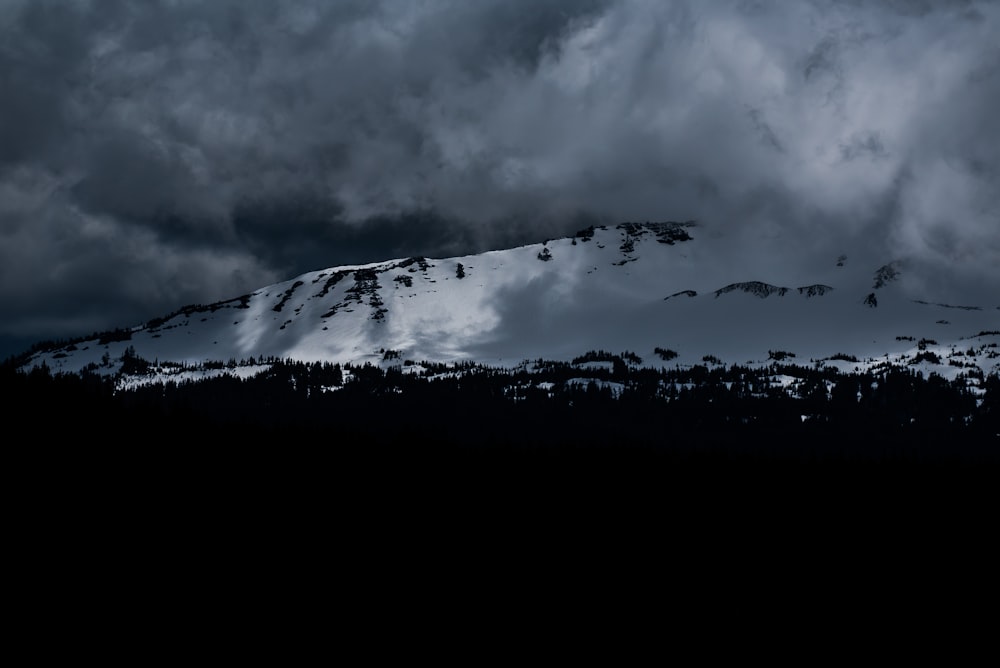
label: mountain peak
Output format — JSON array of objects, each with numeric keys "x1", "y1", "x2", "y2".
[{"x1": 16, "y1": 220, "x2": 999, "y2": 386}]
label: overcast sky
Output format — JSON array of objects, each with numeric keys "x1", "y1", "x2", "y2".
[{"x1": 1, "y1": 0, "x2": 998, "y2": 358}]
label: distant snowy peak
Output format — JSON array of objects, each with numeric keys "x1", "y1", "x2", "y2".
[{"x1": 18, "y1": 218, "x2": 1000, "y2": 383}]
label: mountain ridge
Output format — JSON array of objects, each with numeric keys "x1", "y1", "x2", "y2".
[{"x1": 14, "y1": 221, "x2": 999, "y2": 390}]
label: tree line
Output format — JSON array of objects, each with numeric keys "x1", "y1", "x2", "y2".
[{"x1": 3, "y1": 352, "x2": 997, "y2": 463}]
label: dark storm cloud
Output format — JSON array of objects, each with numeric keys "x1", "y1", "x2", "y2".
[{"x1": 1, "y1": 0, "x2": 998, "y2": 354}]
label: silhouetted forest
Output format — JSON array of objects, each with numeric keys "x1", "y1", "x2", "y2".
[{"x1": 4, "y1": 352, "x2": 997, "y2": 466}]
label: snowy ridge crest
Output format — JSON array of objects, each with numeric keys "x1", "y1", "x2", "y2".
[{"x1": 15, "y1": 220, "x2": 1000, "y2": 386}]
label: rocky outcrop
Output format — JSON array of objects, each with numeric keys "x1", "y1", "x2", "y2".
[
  {"x1": 873, "y1": 261, "x2": 902, "y2": 289},
  {"x1": 798, "y1": 285, "x2": 834, "y2": 297},
  {"x1": 715, "y1": 282, "x2": 789, "y2": 298}
]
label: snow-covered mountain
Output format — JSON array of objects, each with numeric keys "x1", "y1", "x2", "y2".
[{"x1": 20, "y1": 221, "x2": 1000, "y2": 383}]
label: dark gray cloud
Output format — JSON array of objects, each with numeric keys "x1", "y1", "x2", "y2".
[{"x1": 1, "y1": 0, "x2": 998, "y2": 357}]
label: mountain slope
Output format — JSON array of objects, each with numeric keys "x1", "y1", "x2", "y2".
[{"x1": 20, "y1": 222, "x2": 1000, "y2": 382}]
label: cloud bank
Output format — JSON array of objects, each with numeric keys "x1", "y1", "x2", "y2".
[{"x1": 1, "y1": 0, "x2": 998, "y2": 351}]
